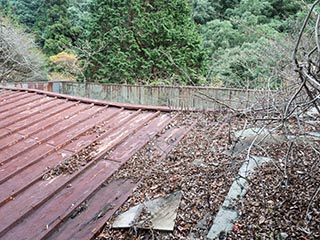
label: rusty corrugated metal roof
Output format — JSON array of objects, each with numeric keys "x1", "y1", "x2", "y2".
[{"x1": 0, "y1": 87, "x2": 189, "y2": 240}]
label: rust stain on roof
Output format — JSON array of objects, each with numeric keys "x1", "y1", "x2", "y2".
[{"x1": 0, "y1": 87, "x2": 189, "y2": 240}]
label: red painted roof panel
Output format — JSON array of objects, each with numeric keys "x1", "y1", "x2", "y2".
[{"x1": 0, "y1": 87, "x2": 179, "y2": 240}]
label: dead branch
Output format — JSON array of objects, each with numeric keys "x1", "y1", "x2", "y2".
[
  {"x1": 0, "y1": 17, "x2": 46, "y2": 82},
  {"x1": 289, "y1": 0, "x2": 320, "y2": 117},
  {"x1": 196, "y1": 91, "x2": 238, "y2": 112}
]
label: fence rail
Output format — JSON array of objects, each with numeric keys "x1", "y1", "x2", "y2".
[{"x1": 0, "y1": 81, "x2": 278, "y2": 111}]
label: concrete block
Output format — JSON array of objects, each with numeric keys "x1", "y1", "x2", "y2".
[{"x1": 112, "y1": 191, "x2": 182, "y2": 231}]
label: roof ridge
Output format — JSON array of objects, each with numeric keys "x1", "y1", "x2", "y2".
[{"x1": 0, "y1": 86, "x2": 171, "y2": 112}]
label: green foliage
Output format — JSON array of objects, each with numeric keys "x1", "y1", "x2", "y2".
[
  {"x1": 8, "y1": 0, "x2": 40, "y2": 28},
  {"x1": 192, "y1": 0, "x2": 241, "y2": 25},
  {"x1": 192, "y1": 0, "x2": 216, "y2": 25},
  {"x1": 86, "y1": 0, "x2": 207, "y2": 85},
  {"x1": 0, "y1": 0, "x2": 10, "y2": 15},
  {"x1": 194, "y1": 0, "x2": 306, "y2": 89},
  {"x1": 268, "y1": 0, "x2": 301, "y2": 19},
  {"x1": 209, "y1": 38, "x2": 290, "y2": 89},
  {"x1": 201, "y1": 19, "x2": 244, "y2": 54},
  {"x1": 68, "y1": 0, "x2": 93, "y2": 37},
  {"x1": 2, "y1": 0, "x2": 75, "y2": 56},
  {"x1": 2, "y1": 0, "x2": 316, "y2": 88},
  {"x1": 35, "y1": 0, "x2": 75, "y2": 55}
]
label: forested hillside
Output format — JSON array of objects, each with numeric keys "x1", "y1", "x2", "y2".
[{"x1": 0, "y1": 0, "x2": 316, "y2": 88}]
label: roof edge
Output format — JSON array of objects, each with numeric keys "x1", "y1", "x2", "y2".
[{"x1": 0, "y1": 86, "x2": 172, "y2": 112}]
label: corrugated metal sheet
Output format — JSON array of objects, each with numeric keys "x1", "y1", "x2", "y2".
[{"x1": 0, "y1": 86, "x2": 188, "y2": 240}]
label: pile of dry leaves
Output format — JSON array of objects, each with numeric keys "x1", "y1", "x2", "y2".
[
  {"x1": 229, "y1": 142, "x2": 320, "y2": 239},
  {"x1": 97, "y1": 111, "x2": 246, "y2": 239},
  {"x1": 96, "y1": 110, "x2": 320, "y2": 239}
]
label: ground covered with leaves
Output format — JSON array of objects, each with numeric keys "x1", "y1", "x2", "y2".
[
  {"x1": 97, "y1": 111, "x2": 245, "y2": 239},
  {"x1": 229, "y1": 142, "x2": 320, "y2": 239},
  {"x1": 96, "y1": 111, "x2": 320, "y2": 239}
]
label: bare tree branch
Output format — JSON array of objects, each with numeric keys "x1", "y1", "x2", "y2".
[{"x1": 0, "y1": 17, "x2": 46, "y2": 82}]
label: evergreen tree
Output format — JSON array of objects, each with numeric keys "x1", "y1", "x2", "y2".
[
  {"x1": 192, "y1": 0, "x2": 216, "y2": 25},
  {"x1": 8, "y1": 0, "x2": 40, "y2": 28},
  {"x1": 35, "y1": 0, "x2": 74, "y2": 55},
  {"x1": 0, "y1": 0, "x2": 12, "y2": 16},
  {"x1": 192, "y1": 0, "x2": 241, "y2": 25},
  {"x1": 1, "y1": 0, "x2": 76, "y2": 56},
  {"x1": 86, "y1": 0, "x2": 207, "y2": 84},
  {"x1": 68, "y1": 0, "x2": 93, "y2": 37}
]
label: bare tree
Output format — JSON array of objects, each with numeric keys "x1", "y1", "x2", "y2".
[
  {"x1": 286, "y1": 0, "x2": 320, "y2": 118},
  {"x1": 0, "y1": 17, "x2": 47, "y2": 82}
]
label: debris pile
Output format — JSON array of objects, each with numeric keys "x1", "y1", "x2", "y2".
[
  {"x1": 97, "y1": 111, "x2": 246, "y2": 239},
  {"x1": 207, "y1": 156, "x2": 271, "y2": 240},
  {"x1": 229, "y1": 143, "x2": 320, "y2": 239},
  {"x1": 97, "y1": 109, "x2": 320, "y2": 239},
  {"x1": 43, "y1": 141, "x2": 100, "y2": 180},
  {"x1": 112, "y1": 191, "x2": 182, "y2": 231}
]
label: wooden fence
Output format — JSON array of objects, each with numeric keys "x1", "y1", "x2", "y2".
[{"x1": 0, "y1": 81, "x2": 278, "y2": 111}]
